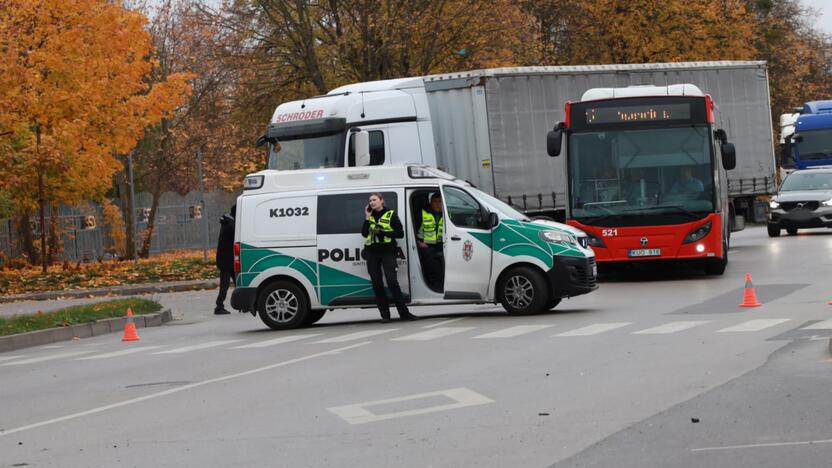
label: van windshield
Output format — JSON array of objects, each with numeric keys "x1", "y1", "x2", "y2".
[
  {"x1": 268, "y1": 133, "x2": 344, "y2": 170},
  {"x1": 470, "y1": 188, "x2": 530, "y2": 221}
]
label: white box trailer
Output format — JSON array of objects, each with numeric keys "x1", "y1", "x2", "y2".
[{"x1": 424, "y1": 61, "x2": 776, "y2": 220}]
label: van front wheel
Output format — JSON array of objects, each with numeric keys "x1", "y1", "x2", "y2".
[
  {"x1": 498, "y1": 267, "x2": 550, "y2": 315},
  {"x1": 258, "y1": 281, "x2": 308, "y2": 330}
]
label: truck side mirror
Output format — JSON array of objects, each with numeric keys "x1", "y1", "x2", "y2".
[
  {"x1": 488, "y1": 212, "x2": 499, "y2": 229},
  {"x1": 547, "y1": 123, "x2": 564, "y2": 157},
  {"x1": 791, "y1": 134, "x2": 803, "y2": 143},
  {"x1": 354, "y1": 131, "x2": 371, "y2": 167},
  {"x1": 721, "y1": 142, "x2": 736, "y2": 170}
]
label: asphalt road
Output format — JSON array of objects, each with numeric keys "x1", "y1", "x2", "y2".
[{"x1": 1, "y1": 225, "x2": 831, "y2": 467}]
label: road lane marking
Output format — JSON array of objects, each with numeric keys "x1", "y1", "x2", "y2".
[
  {"x1": 691, "y1": 438, "x2": 832, "y2": 452},
  {"x1": 153, "y1": 340, "x2": 241, "y2": 354},
  {"x1": 0, "y1": 341, "x2": 372, "y2": 438},
  {"x1": 473, "y1": 324, "x2": 554, "y2": 339},
  {"x1": 717, "y1": 319, "x2": 791, "y2": 333},
  {"x1": 0, "y1": 351, "x2": 94, "y2": 366},
  {"x1": 233, "y1": 334, "x2": 322, "y2": 349},
  {"x1": 422, "y1": 317, "x2": 467, "y2": 329},
  {"x1": 0, "y1": 355, "x2": 28, "y2": 363},
  {"x1": 327, "y1": 387, "x2": 493, "y2": 425},
  {"x1": 76, "y1": 346, "x2": 165, "y2": 360},
  {"x1": 632, "y1": 321, "x2": 709, "y2": 335},
  {"x1": 392, "y1": 327, "x2": 475, "y2": 341},
  {"x1": 801, "y1": 319, "x2": 832, "y2": 330},
  {"x1": 312, "y1": 329, "x2": 398, "y2": 344},
  {"x1": 556, "y1": 322, "x2": 632, "y2": 337}
]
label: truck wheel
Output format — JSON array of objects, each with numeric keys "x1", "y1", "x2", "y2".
[
  {"x1": 767, "y1": 223, "x2": 780, "y2": 237},
  {"x1": 257, "y1": 281, "x2": 308, "y2": 330},
  {"x1": 498, "y1": 266, "x2": 550, "y2": 315},
  {"x1": 786, "y1": 227, "x2": 798, "y2": 235},
  {"x1": 302, "y1": 309, "x2": 327, "y2": 327}
]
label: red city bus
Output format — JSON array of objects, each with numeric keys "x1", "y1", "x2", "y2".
[{"x1": 546, "y1": 84, "x2": 737, "y2": 275}]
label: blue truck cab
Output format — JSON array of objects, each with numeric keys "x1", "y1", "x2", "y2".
[{"x1": 787, "y1": 101, "x2": 832, "y2": 169}]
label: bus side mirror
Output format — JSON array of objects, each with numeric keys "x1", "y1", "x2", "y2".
[
  {"x1": 354, "y1": 130, "x2": 371, "y2": 166},
  {"x1": 721, "y1": 142, "x2": 736, "y2": 170},
  {"x1": 488, "y1": 212, "x2": 499, "y2": 229},
  {"x1": 547, "y1": 123, "x2": 564, "y2": 157}
]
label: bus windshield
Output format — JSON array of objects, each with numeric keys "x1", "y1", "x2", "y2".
[
  {"x1": 268, "y1": 132, "x2": 344, "y2": 170},
  {"x1": 568, "y1": 125, "x2": 714, "y2": 226},
  {"x1": 795, "y1": 129, "x2": 832, "y2": 162}
]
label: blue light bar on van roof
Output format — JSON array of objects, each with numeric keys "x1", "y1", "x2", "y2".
[{"x1": 407, "y1": 166, "x2": 455, "y2": 180}]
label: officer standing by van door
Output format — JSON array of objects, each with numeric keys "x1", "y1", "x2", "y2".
[
  {"x1": 362, "y1": 192, "x2": 418, "y2": 323},
  {"x1": 214, "y1": 204, "x2": 236, "y2": 315},
  {"x1": 417, "y1": 193, "x2": 444, "y2": 290}
]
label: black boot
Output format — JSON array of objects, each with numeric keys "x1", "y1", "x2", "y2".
[
  {"x1": 214, "y1": 307, "x2": 231, "y2": 315},
  {"x1": 398, "y1": 309, "x2": 418, "y2": 321},
  {"x1": 380, "y1": 310, "x2": 391, "y2": 323}
]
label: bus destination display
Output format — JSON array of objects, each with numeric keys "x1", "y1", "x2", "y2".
[{"x1": 585, "y1": 103, "x2": 691, "y2": 125}]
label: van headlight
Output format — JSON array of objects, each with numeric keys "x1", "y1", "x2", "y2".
[
  {"x1": 769, "y1": 200, "x2": 780, "y2": 209},
  {"x1": 540, "y1": 230, "x2": 577, "y2": 245},
  {"x1": 244, "y1": 175, "x2": 264, "y2": 190}
]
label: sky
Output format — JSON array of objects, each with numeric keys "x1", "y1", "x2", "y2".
[{"x1": 801, "y1": 0, "x2": 832, "y2": 35}]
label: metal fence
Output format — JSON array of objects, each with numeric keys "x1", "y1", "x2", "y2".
[{"x1": 0, "y1": 191, "x2": 238, "y2": 264}]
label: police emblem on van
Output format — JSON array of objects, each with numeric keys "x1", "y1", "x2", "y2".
[{"x1": 463, "y1": 240, "x2": 473, "y2": 261}]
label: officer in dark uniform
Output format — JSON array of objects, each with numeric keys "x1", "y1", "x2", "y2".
[
  {"x1": 416, "y1": 193, "x2": 444, "y2": 290},
  {"x1": 361, "y1": 192, "x2": 417, "y2": 323}
]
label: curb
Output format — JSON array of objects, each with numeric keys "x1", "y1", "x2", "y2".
[
  {"x1": 0, "y1": 280, "x2": 218, "y2": 304},
  {"x1": 0, "y1": 309, "x2": 172, "y2": 353}
]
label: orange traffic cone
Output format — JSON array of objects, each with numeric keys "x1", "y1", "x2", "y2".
[
  {"x1": 739, "y1": 273, "x2": 762, "y2": 308},
  {"x1": 122, "y1": 307, "x2": 140, "y2": 342}
]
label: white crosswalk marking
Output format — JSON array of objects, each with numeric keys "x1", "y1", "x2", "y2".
[
  {"x1": 633, "y1": 321, "x2": 709, "y2": 335},
  {"x1": 76, "y1": 346, "x2": 165, "y2": 360},
  {"x1": 392, "y1": 327, "x2": 475, "y2": 341},
  {"x1": 312, "y1": 329, "x2": 398, "y2": 344},
  {"x1": 233, "y1": 334, "x2": 322, "y2": 349},
  {"x1": 556, "y1": 322, "x2": 632, "y2": 337},
  {"x1": 1, "y1": 350, "x2": 93, "y2": 366},
  {"x1": 473, "y1": 324, "x2": 554, "y2": 339},
  {"x1": 717, "y1": 319, "x2": 791, "y2": 333},
  {"x1": 0, "y1": 355, "x2": 28, "y2": 363},
  {"x1": 153, "y1": 340, "x2": 241, "y2": 355},
  {"x1": 801, "y1": 319, "x2": 832, "y2": 330}
]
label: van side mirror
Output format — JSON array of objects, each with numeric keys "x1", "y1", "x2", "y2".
[
  {"x1": 488, "y1": 212, "x2": 499, "y2": 229},
  {"x1": 721, "y1": 142, "x2": 736, "y2": 170},
  {"x1": 354, "y1": 130, "x2": 370, "y2": 166},
  {"x1": 547, "y1": 123, "x2": 564, "y2": 157}
]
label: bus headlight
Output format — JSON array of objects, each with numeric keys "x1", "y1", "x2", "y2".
[
  {"x1": 540, "y1": 231, "x2": 577, "y2": 245},
  {"x1": 769, "y1": 200, "x2": 780, "y2": 209},
  {"x1": 683, "y1": 221, "x2": 712, "y2": 244}
]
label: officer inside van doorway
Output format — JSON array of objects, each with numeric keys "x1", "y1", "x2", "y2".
[
  {"x1": 362, "y1": 193, "x2": 418, "y2": 323},
  {"x1": 417, "y1": 193, "x2": 444, "y2": 291}
]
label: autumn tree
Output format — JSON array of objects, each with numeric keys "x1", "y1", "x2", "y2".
[{"x1": 0, "y1": 0, "x2": 191, "y2": 270}]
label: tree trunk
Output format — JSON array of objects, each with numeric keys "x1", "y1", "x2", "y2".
[
  {"x1": 118, "y1": 155, "x2": 137, "y2": 260},
  {"x1": 16, "y1": 211, "x2": 38, "y2": 265},
  {"x1": 38, "y1": 170, "x2": 47, "y2": 273},
  {"x1": 138, "y1": 180, "x2": 161, "y2": 259},
  {"x1": 47, "y1": 204, "x2": 61, "y2": 264}
]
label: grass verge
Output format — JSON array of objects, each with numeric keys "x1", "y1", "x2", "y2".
[{"x1": 0, "y1": 298, "x2": 162, "y2": 337}]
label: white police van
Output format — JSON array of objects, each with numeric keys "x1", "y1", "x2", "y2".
[{"x1": 231, "y1": 165, "x2": 598, "y2": 330}]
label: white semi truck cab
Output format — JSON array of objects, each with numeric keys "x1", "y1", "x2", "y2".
[{"x1": 260, "y1": 77, "x2": 436, "y2": 171}]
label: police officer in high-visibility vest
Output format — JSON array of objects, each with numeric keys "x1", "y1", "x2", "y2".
[
  {"x1": 361, "y1": 192, "x2": 417, "y2": 323},
  {"x1": 417, "y1": 193, "x2": 445, "y2": 290}
]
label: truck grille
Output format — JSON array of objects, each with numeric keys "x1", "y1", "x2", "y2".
[{"x1": 781, "y1": 201, "x2": 819, "y2": 211}]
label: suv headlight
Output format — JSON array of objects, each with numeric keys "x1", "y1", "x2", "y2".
[
  {"x1": 683, "y1": 221, "x2": 712, "y2": 244},
  {"x1": 540, "y1": 230, "x2": 577, "y2": 245},
  {"x1": 769, "y1": 200, "x2": 780, "y2": 209},
  {"x1": 822, "y1": 198, "x2": 832, "y2": 207}
]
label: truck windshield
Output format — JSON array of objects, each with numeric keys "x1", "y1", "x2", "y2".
[
  {"x1": 568, "y1": 125, "x2": 714, "y2": 227},
  {"x1": 796, "y1": 129, "x2": 832, "y2": 161},
  {"x1": 268, "y1": 133, "x2": 344, "y2": 170}
]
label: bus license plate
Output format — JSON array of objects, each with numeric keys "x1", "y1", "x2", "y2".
[{"x1": 629, "y1": 248, "x2": 661, "y2": 257}]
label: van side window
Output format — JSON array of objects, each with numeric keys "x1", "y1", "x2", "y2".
[
  {"x1": 318, "y1": 191, "x2": 398, "y2": 235},
  {"x1": 443, "y1": 187, "x2": 488, "y2": 230},
  {"x1": 348, "y1": 131, "x2": 385, "y2": 166}
]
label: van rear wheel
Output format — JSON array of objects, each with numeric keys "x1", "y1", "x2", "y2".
[
  {"x1": 498, "y1": 266, "x2": 550, "y2": 315},
  {"x1": 258, "y1": 281, "x2": 308, "y2": 330}
]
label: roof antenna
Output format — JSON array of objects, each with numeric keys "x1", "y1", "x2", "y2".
[{"x1": 360, "y1": 92, "x2": 366, "y2": 118}]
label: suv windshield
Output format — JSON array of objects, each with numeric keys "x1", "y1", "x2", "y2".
[
  {"x1": 268, "y1": 133, "x2": 344, "y2": 170},
  {"x1": 568, "y1": 125, "x2": 714, "y2": 226},
  {"x1": 796, "y1": 129, "x2": 832, "y2": 161},
  {"x1": 780, "y1": 171, "x2": 832, "y2": 191}
]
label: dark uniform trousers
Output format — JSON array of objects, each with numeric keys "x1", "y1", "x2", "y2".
[
  {"x1": 216, "y1": 269, "x2": 236, "y2": 309},
  {"x1": 419, "y1": 244, "x2": 444, "y2": 288},
  {"x1": 365, "y1": 249, "x2": 408, "y2": 319}
]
